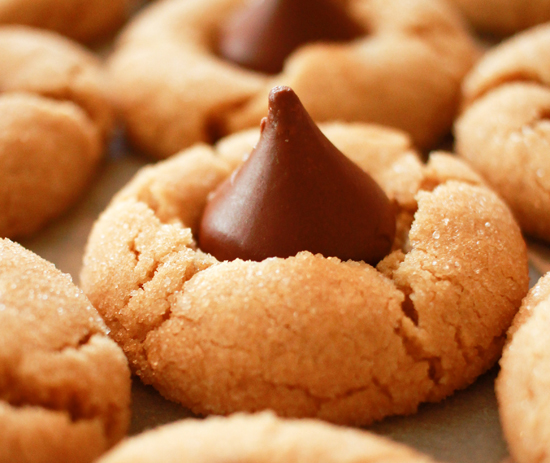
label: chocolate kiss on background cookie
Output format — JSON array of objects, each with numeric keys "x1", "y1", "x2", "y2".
[
  {"x1": 199, "y1": 86, "x2": 396, "y2": 264},
  {"x1": 218, "y1": 0, "x2": 364, "y2": 74}
]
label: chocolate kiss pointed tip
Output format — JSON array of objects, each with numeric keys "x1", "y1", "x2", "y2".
[
  {"x1": 199, "y1": 86, "x2": 396, "y2": 264},
  {"x1": 270, "y1": 85, "x2": 295, "y2": 102},
  {"x1": 269, "y1": 86, "x2": 299, "y2": 112},
  {"x1": 267, "y1": 86, "x2": 305, "y2": 127},
  {"x1": 218, "y1": 0, "x2": 364, "y2": 74},
  {"x1": 264, "y1": 86, "x2": 325, "y2": 144}
]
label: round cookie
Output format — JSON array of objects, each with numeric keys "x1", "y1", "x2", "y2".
[
  {"x1": 81, "y1": 122, "x2": 529, "y2": 425},
  {"x1": 496, "y1": 273, "x2": 550, "y2": 463},
  {"x1": 0, "y1": 238, "x2": 131, "y2": 463},
  {"x1": 107, "y1": 0, "x2": 479, "y2": 159},
  {"x1": 0, "y1": 26, "x2": 115, "y2": 239},
  {"x1": 447, "y1": 0, "x2": 550, "y2": 36},
  {"x1": 455, "y1": 24, "x2": 550, "y2": 242},
  {"x1": 0, "y1": 0, "x2": 132, "y2": 43},
  {"x1": 97, "y1": 412, "x2": 437, "y2": 463}
]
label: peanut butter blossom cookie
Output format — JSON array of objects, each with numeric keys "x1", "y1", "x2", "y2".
[
  {"x1": 107, "y1": 0, "x2": 479, "y2": 159},
  {"x1": 0, "y1": 0, "x2": 131, "y2": 43},
  {"x1": 455, "y1": 24, "x2": 550, "y2": 243},
  {"x1": 0, "y1": 26, "x2": 114, "y2": 239},
  {"x1": 81, "y1": 87, "x2": 528, "y2": 425},
  {"x1": 0, "y1": 238, "x2": 131, "y2": 463},
  {"x1": 497, "y1": 273, "x2": 550, "y2": 463},
  {"x1": 97, "y1": 412, "x2": 438, "y2": 463}
]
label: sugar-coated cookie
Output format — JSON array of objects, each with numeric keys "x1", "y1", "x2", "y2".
[
  {"x1": 455, "y1": 24, "x2": 550, "y2": 242},
  {"x1": 497, "y1": 273, "x2": 550, "y2": 463},
  {"x1": 0, "y1": 0, "x2": 131, "y2": 43},
  {"x1": 0, "y1": 238, "x2": 131, "y2": 463},
  {"x1": 0, "y1": 26, "x2": 115, "y2": 238},
  {"x1": 448, "y1": 0, "x2": 550, "y2": 36},
  {"x1": 97, "y1": 412, "x2": 437, "y2": 463},
  {"x1": 107, "y1": 0, "x2": 479, "y2": 159},
  {"x1": 81, "y1": 122, "x2": 528, "y2": 425}
]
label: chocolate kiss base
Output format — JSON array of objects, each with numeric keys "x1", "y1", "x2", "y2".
[
  {"x1": 218, "y1": 0, "x2": 365, "y2": 75},
  {"x1": 199, "y1": 86, "x2": 396, "y2": 264}
]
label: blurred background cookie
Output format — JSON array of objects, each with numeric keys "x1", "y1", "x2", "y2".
[
  {"x1": 0, "y1": 26, "x2": 115, "y2": 239},
  {"x1": 0, "y1": 0, "x2": 134, "y2": 43},
  {"x1": 107, "y1": 0, "x2": 479, "y2": 159},
  {"x1": 0, "y1": 238, "x2": 131, "y2": 463},
  {"x1": 455, "y1": 24, "x2": 550, "y2": 243}
]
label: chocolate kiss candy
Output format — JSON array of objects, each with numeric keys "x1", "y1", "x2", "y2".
[
  {"x1": 218, "y1": 0, "x2": 364, "y2": 74},
  {"x1": 199, "y1": 86, "x2": 396, "y2": 264}
]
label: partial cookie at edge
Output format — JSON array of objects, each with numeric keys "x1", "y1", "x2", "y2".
[
  {"x1": 497, "y1": 273, "x2": 550, "y2": 463},
  {"x1": 97, "y1": 412, "x2": 438, "y2": 463},
  {"x1": 0, "y1": 26, "x2": 115, "y2": 238},
  {"x1": 0, "y1": 238, "x2": 131, "y2": 463},
  {"x1": 455, "y1": 24, "x2": 550, "y2": 242}
]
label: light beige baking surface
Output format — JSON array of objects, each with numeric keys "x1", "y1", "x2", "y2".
[{"x1": 15, "y1": 137, "x2": 542, "y2": 463}]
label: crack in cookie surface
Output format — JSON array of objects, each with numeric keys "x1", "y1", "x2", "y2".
[
  {"x1": 379, "y1": 179, "x2": 528, "y2": 401},
  {"x1": 82, "y1": 199, "x2": 216, "y2": 379},
  {"x1": 2, "y1": 335, "x2": 119, "y2": 426}
]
